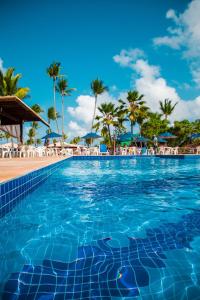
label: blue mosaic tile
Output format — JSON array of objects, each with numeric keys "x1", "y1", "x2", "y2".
[{"x1": 2, "y1": 210, "x2": 200, "y2": 299}]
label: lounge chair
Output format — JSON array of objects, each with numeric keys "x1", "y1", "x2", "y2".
[{"x1": 99, "y1": 144, "x2": 109, "y2": 155}]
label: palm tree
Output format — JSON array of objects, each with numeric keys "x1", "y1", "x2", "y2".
[
  {"x1": 119, "y1": 91, "x2": 146, "y2": 133},
  {"x1": 70, "y1": 136, "x2": 81, "y2": 144},
  {"x1": 31, "y1": 104, "x2": 43, "y2": 144},
  {"x1": 4, "y1": 132, "x2": 11, "y2": 143},
  {"x1": 91, "y1": 79, "x2": 108, "y2": 131},
  {"x1": 47, "y1": 62, "x2": 61, "y2": 133},
  {"x1": 159, "y1": 99, "x2": 178, "y2": 120},
  {"x1": 137, "y1": 105, "x2": 150, "y2": 134},
  {"x1": 62, "y1": 133, "x2": 68, "y2": 142},
  {"x1": 56, "y1": 78, "x2": 75, "y2": 138},
  {"x1": 114, "y1": 102, "x2": 128, "y2": 134},
  {"x1": 31, "y1": 104, "x2": 44, "y2": 114},
  {"x1": 27, "y1": 128, "x2": 36, "y2": 145},
  {"x1": 0, "y1": 67, "x2": 29, "y2": 99},
  {"x1": 93, "y1": 102, "x2": 117, "y2": 146}
]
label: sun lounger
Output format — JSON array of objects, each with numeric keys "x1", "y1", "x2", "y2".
[{"x1": 99, "y1": 144, "x2": 109, "y2": 155}]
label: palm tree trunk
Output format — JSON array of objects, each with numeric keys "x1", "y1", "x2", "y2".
[
  {"x1": 91, "y1": 94, "x2": 97, "y2": 132},
  {"x1": 107, "y1": 124, "x2": 112, "y2": 147},
  {"x1": 138, "y1": 123, "x2": 141, "y2": 135},
  {"x1": 62, "y1": 94, "x2": 64, "y2": 136},
  {"x1": 131, "y1": 121, "x2": 134, "y2": 134},
  {"x1": 53, "y1": 78, "x2": 59, "y2": 133}
]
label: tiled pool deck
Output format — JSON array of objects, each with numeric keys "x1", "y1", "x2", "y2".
[{"x1": 0, "y1": 156, "x2": 67, "y2": 183}]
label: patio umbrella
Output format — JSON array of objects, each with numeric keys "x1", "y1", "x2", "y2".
[
  {"x1": 134, "y1": 136, "x2": 149, "y2": 143},
  {"x1": 118, "y1": 132, "x2": 139, "y2": 142},
  {"x1": 158, "y1": 132, "x2": 177, "y2": 139},
  {"x1": 81, "y1": 132, "x2": 101, "y2": 139},
  {"x1": 81, "y1": 132, "x2": 102, "y2": 146},
  {"x1": 42, "y1": 132, "x2": 62, "y2": 139},
  {"x1": 158, "y1": 138, "x2": 167, "y2": 143},
  {"x1": 120, "y1": 141, "x2": 132, "y2": 147},
  {"x1": 191, "y1": 133, "x2": 200, "y2": 139}
]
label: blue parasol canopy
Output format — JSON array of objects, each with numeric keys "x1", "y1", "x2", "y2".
[
  {"x1": 158, "y1": 138, "x2": 167, "y2": 143},
  {"x1": 118, "y1": 132, "x2": 139, "y2": 142},
  {"x1": 42, "y1": 132, "x2": 62, "y2": 139},
  {"x1": 81, "y1": 132, "x2": 101, "y2": 139},
  {"x1": 159, "y1": 132, "x2": 176, "y2": 139},
  {"x1": 134, "y1": 136, "x2": 149, "y2": 142},
  {"x1": 191, "y1": 133, "x2": 200, "y2": 139}
]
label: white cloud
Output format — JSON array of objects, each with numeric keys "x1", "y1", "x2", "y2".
[
  {"x1": 68, "y1": 121, "x2": 87, "y2": 138},
  {"x1": 0, "y1": 58, "x2": 6, "y2": 73},
  {"x1": 68, "y1": 95, "x2": 94, "y2": 125},
  {"x1": 114, "y1": 48, "x2": 200, "y2": 121},
  {"x1": 68, "y1": 92, "x2": 117, "y2": 125},
  {"x1": 113, "y1": 48, "x2": 145, "y2": 68},
  {"x1": 153, "y1": 0, "x2": 200, "y2": 86}
]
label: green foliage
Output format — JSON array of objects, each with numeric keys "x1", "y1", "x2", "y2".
[
  {"x1": 141, "y1": 112, "x2": 169, "y2": 138},
  {"x1": 36, "y1": 139, "x2": 42, "y2": 145},
  {"x1": 171, "y1": 119, "x2": 200, "y2": 146},
  {"x1": 47, "y1": 62, "x2": 61, "y2": 80},
  {"x1": 70, "y1": 136, "x2": 81, "y2": 144},
  {"x1": 0, "y1": 67, "x2": 30, "y2": 99},
  {"x1": 119, "y1": 90, "x2": 149, "y2": 133},
  {"x1": 91, "y1": 79, "x2": 108, "y2": 97},
  {"x1": 31, "y1": 104, "x2": 44, "y2": 114},
  {"x1": 91, "y1": 78, "x2": 108, "y2": 130},
  {"x1": 56, "y1": 78, "x2": 75, "y2": 96},
  {"x1": 159, "y1": 99, "x2": 178, "y2": 120},
  {"x1": 56, "y1": 78, "x2": 75, "y2": 135},
  {"x1": 47, "y1": 107, "x2": 57, "y2": 123},
  {"x1": 94, "y1": 102, "x2": 117, "y2": 146},
  {"x1": 62, "y1": 133, "x2": 68, "y2": 141}
]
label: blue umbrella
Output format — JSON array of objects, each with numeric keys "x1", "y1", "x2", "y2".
[
  {"x1": 118, "y1": 132, "x2": 139, "y2": 142},
  {"x1": 159, "y1": 132, "x2": 176, "y2": 139},
  {"x1": 81, "y1": 132, "x2": 101, "y2": 139},
  {"x1": 158, "y1": 138, "x2": 167, "y2": 143},
  {"x1": 191, "y1": 133, "x2": 200, "y2": 139},
  {"x1": 42, "y1": 132, "x2": 62, "y2": 139},
  {"x1": 134, "y1": 136, "x2": 149, "y2": 143}
]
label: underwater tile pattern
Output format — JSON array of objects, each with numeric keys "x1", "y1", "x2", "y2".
[
  {"x1": 2, "y1": 211, "x2": 200, "y2": 299},
  {"x1": 0, "y1": 159, "x2": 67, "y2": 218}
]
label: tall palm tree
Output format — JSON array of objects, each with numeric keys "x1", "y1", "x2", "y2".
[
  {"x1": 31, "y1": 104, "x2": 44, "y2": 114},
  {"x1": 91, "y1": 79, "x2": 108, "y2": 131},
  {"x1": 56, "y1": 78, "x2": 75, "y2": 137},
  {"x1": 159, "y1": 99, "x2": 178, "y2": 120},
  {"x1": 47, "y1": 62, "x2": 61, "y2": 133},
  {"x1": 136, "y1": 105, "x2": 150, "y2": 134},
  {"x1": 119, "y1": 91, "x2": 146, "y2": 133},
  {"x1": 27, "y1": 128, "x2": 36, "y2": 145},
  {"x1": 31, "y1": 104, "x2": 43, "y2": 144},
  {"x1": 0, "y1": 67, "x2": 29, "y2": 99},
  {"x1": 93, "y1": 102, "x2": 117, "y2": 146},
  {"x1": 114, "y1": 102, "x2": 128, "y2": 134}
]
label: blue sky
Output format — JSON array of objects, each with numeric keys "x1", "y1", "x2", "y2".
[{"x1": 0, "y1": 0, "x2": 200, "y2": 139}]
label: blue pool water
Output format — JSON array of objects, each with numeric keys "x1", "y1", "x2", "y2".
[{"x1": 1, "y1": 157, "x2": 200, "y2": 299}]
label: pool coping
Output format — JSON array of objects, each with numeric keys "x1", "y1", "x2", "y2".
[{"x1": 0, "y1": 157, "x2": 70, "y2": 185}]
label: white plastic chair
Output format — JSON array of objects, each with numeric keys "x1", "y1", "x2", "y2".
[{"x1": 0, "y1": 146, "x2": 12, "y2": 158}]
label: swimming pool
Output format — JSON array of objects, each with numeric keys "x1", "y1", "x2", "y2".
[{"x1": 1, "y1": 157, "x2": 200, "y2": 299}]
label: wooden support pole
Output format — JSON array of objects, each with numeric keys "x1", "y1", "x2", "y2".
[{"x1": 20, "y1": 121, "x2": 24, "y2": 144}]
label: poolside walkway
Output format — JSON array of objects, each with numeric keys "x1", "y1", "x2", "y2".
[{"x1": 0, "y1": 157, "x2": 67, "y2": 182}]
